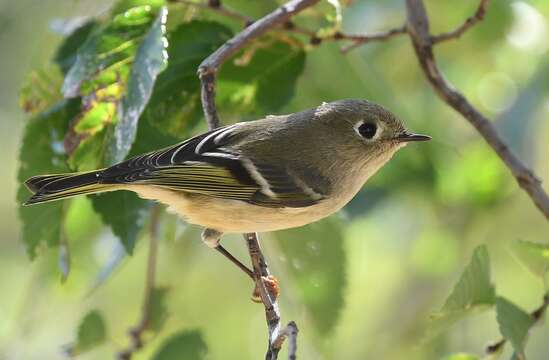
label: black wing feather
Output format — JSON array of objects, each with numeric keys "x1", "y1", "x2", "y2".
[{"x1": 97, "y1": 124, "x2": 324, "y2": 208}]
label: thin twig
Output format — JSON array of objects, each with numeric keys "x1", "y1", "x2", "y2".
[
  {"x1": 339, "y1": 25, "x2": 407, "y2": 53},
  {"x1": 197, "y1": 0, "x2": 320, "y2": 129},
  {"x1": 243, "y1": 234, "x2": 297, "y2": 359},
  {"x1": 271, "y1": 321, "x2": 299, "y2": 360},
  {"x1": 197, "y1": 2, "x2": 317, "y2": 357},
  {"x1": 171, "y1": 0, "x2": 254, "y2": 25},
  {"x1": 404, "y1": 0, "x2": 549, "y2": 219},
  {"x1": 431, "y1": 0, "x2": 490, "y2": 43},
  {"x1": 117, "y1": 205, "x2": 161, "y2": 360},
  {"x1": 486, "y1": 294, "x2": 549, "y2": 355},
  {"x1": 216, "y1": 245, "x2": 255, "y2": 279},
  {"x1": 171, "y1": 0, "x2": 317, "y2": 38},
  {"x1": 170, "y1": 0, "x2": 406, "y2": 54},
  {"x1": 244, "y1": 233, "x2": 283, "y2": 360}
]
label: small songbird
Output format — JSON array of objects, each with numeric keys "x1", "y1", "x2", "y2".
[{"x1": 24, "y1": 99, "x2": 430, "y2": 249}]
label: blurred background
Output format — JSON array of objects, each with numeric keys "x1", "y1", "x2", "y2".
[{"x1": 1, "y1": 0, "x2": 549, "y2": 359}]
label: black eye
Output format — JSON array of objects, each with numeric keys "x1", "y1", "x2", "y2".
[{"x1": 358, "y1": 122, "x2": 377, "y2": 139}]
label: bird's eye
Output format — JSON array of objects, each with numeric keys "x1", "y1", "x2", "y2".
[{"x1": 358, "y1": 122, "x2": 377, "y2": 139}]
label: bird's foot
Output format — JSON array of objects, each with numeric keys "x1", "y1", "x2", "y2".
[
  {"x1": 251, "y1": 275, "x2": 280, "y2": 303},
  {"x1": 201, "y1": 228, "x2": 222, "y2": 248}
]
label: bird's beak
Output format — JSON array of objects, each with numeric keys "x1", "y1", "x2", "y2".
[{"x1": 394, "y1": 131, "x2": 432, "y2": 142}]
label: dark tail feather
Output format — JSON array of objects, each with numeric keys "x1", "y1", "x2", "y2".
[{"x1": 24, "y1": 170, "x2": 115, "y2": 205}]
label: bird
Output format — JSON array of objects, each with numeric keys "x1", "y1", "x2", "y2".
[{"x1": 24, "y1": 99, "x2": 430, "y2": 252}]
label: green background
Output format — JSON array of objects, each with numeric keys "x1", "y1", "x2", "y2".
[{"x1": 1, "y1": 0, "x2": 549, "y2": 359}]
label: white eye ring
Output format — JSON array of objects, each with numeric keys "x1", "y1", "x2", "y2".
[{"x1": 354, "y1": 120, "x2": 379, "y2": 140}]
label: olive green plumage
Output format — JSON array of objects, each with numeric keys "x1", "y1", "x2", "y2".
[{"x1": 24, "y1": 99, "x2": 430, "y2": 243}]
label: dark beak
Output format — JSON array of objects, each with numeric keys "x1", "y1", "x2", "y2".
[{"x1": 394, "y1": 131, "x2": 432, "y2": 142}]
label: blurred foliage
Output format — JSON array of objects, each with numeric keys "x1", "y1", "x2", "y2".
[
  {"x1": 511, "y1": 240, "x2": 549, "y2": 285},
  {"x1": 148, "y1": 287, "x2": 170, "y2": 333},
  {"x1": 151, "y1": 330, "x2": 207, "y2": 360},
  {"x1": 273, "y1": 217, "x2": 346, "y2": 335},
  {"x1": 3, "y1": 0, "x2": 549, "y2": 359},
  {"x1": 218, "y1": 39, "x2": 306, "y2": 116},
  {"x1": 61, "y1": 3, "x2": 168, "y2": 169},
  {"x1": 442, "y1": 354, "x2": 480, "y2": 360},
  {"x1": 143, "y1": 20, "x2": 233, "y2": 137},
  {"x1": 440, "y1": 246, "x2": 495, "y2": 312},
  {"x1": 90, "y1": 191, "x2": 151, "y2": 254},
  {"x1": 18, "y1": 66, "x2": 63, "y2": 114},
  {"x1": 495, "y1": 297, "x2": 534, "y2": 359},
  {"x1": 426, "y1": 245, "x2": 495, "y2": 341},
  {"x1": 66, "y1": 310, "x2": 108, "y2": 356},
  {"x1": 17, "y1": 99, "x2": 80, "y2": 258}
]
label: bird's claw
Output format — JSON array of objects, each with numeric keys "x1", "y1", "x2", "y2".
[{"x1": 251, "y1": 275, "x2": 280, "y2": 303}]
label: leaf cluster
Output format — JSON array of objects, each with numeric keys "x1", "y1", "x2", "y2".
[{"x1": 17, "y1": 0, "x2": 309, "y2": 356}]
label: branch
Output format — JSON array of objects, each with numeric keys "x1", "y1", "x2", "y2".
[
  {"x1": 334, "y1": 0, "x2": 549, "y2": 218},
  {"x1": 431, "y1": 0, "x2": 489, "y2": 43},
  {"x1": 171, "y1": 0, "x2": 405, "y2": 54},
  {"x1": 486, "y1": 294, "x2": 549, "y2": 355},
  {"x1": 171, "y1": 0, "x2": 318, "y2": 38},
  {"x1": 117, "y1": 205, "x2": 161, "y2": 360},
  {"x1": 244, "y1": 233, "x2": 280, "y2": 359},
  {"x1": 272, "y1": 321, "x2": 299, "y2": 360},
  {"x1": 198, "y1": 0, "x2": 320, "y2": 128},
  {"x1": 338, "y1": 25, "x2": 407, "y2": 53},
  {"x1": 404, "y1": 0, "x2": 549, "y2": 220},
  {"x1": 243, "y1": 233, "x2": 297, "y2": 359},
  {"x1": 197, "y1": 1, "x2": 318, "y2": 358},
  {"x1": 171, "y1": 0, "x2": 254, "y2": 25}
]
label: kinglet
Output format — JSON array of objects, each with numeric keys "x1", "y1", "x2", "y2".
[{"x1": 24, "y1": 99, "x2": 430, "y2": 247}]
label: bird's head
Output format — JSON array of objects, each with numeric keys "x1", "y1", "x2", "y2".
[{"x1": 314, "y1": 99, "x2": 431, "y2": 168}]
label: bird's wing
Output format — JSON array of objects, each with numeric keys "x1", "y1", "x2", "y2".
[{"x1": 99, "y1": 124, "x2": 325, "y2": 208}]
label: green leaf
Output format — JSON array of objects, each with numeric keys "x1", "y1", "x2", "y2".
[
  {"x1": 91, "y1": 191, "x2": 151, "y2": 254},
  {"x1": 19, "y1": 21, "x2": 98, "y2": 115},
  {"x1": 218, "y1": 39, "x2": 306, "y2": 114},
  {"x1": 148, "y1": 287, "x2": 169, "y2": 333},
  {"x1": 112, "y1": 0, "x2": 165, "y2": 14},
  {"x1": 61, "y1": 4, "x2": 168, "y2": 170},
  {"x1": 441, "y1": 353, "x2": 480, "y2": 360},
  {"x1": 67, "y1": 126, "x2": 109, "y2": 171},
  {"x1": 496, "y1": 297, "x2": 534, "y2": 359},
  {"x1": 17, "y1": 99, "x2": 81, "y2": 259},
  {"x1": 441, "y1": 245, "x2": 496, "y2": 312},
  {"x1": 18, "y1": 66, "x2": 63, "y2": 114},
  {"x1": 106, "y1": 6, "x2": 169, "y2": 165},
  {"x1": 427, "y1": 245, "x2": 496, "y2": 338},
  {"x1": 54, "y1": 21, "x2": 97, "y2": 74},
  {"x1": 152, "y1": 330, "x2": 207, "y2": 360},
  {"x1": 315, "y1": 0, "x2": 342, "y2": 37},
  {"x1": 70, "y1": 310, "x2": 107, "y2": 355},
  {"x1": 58, "y1": 4, "x2": 169, "y2": 252},
  {"x1": 129, "y1": 109, "x2": 180, "y2": 156},
  {"x1": 272, "y1": 217, "x2": 346, "y2": 334},
  {"x1": 62, "y1": 5, "x2": 162, "y2": 97},
  {"x1": 510, "y1": 240, "x2": 549, "y2": 279},
  {"x1": 88, "y1": 100, "x2": 176, "y2": 253},
  {"x1": 143, "y1": 21, "x2": 233, "y2": 138}
]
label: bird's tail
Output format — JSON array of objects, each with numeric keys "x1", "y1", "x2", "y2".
[{"x1": 24, "y1": 169, "x2": 116, "y2": 205}]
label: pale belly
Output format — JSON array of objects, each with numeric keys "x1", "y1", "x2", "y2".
[
  {"x1": 120, "y1": 145, "x2": 400, "y2": 233},
  {"x1": 124, "y1": 185, "x2": 343, "y2": 233}
]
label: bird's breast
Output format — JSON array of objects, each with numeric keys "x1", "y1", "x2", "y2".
[
  {"x1": 124, "y1": 184, "x2": 340, "y2": 233},
  {"x1": 123, "y1": 148, "x2": 395, "y2": 234}
]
